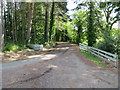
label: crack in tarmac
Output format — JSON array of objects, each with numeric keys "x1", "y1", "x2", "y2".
[
  {"x1": 7, "y1": 67, "x2": 53, "y2": 86},
  {"x1": 2, "y1": 42, "x2": 118, "y2": 88}
]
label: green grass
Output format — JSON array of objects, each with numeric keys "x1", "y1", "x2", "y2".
[
  {"x1": 3, "y1": 43, "x2": 28, "y2": 52},
  {"x1": 80, "y1": 49, "x2": 106, "y2": 66}
]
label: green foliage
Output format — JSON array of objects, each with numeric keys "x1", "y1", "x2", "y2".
[
  {"x1": 68, "y1": 10, "x2": 87, "y2": 44},
  {"x1": 87, "y1": 2, "x2": 97, "y2": 46},
  {"x1": 67, "y1": 22, "x2": 77, "y2": 43},
  {"x1": 72, "y1": 2, "x2": 119, "y2": 54},
  {"x1": 44, "y1": 41, "x2": 56, "y2": 47},
  {"x1": 27, "y1": 44, "x2": 34, "y2": 49},
  {"x1": 80, "y1": 50, "x2": 106, "y2": 66},
  {"x1": 95, "y1": 40, "x2": 115, "y2": 54},
  {"x1": 4, "y1": 42, "x2": 27, "y2": 52},
  {"x1": 2, "y1": 1, "x2": 119, "y2": 56},
  {"x1": 3, "y1": 2, "x2": 68, "y2": 51},
  {"x1": 94, "y1": 28, "x2": 120, "y2": 54}
]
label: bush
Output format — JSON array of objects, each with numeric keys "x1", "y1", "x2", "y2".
[
  {"x1": 94, "y1": 39, "x2": 116, "y2": 54},
  {"x1": 26, "y1": 44, "x2": 34, "y2": 49},
  {"x1": 10, "y1": 45, "x2": 19, "y2": 51},
  {"x1": 44, "y1": 41, "x2": 56, "y2": 47},
  {"x1": 4, "y1": 43, "x2": 27, "y2": 52}
]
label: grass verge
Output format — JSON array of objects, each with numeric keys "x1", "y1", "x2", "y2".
[
  {"x1": 80, "y1": 49, "x2": 106, "y2": 66},
  {"x1": 3, "y1": 43, "x2": 28, "y2": 52}
]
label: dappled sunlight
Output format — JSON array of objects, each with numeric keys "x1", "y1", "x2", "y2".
[
  {"x1": 25, "y1": 54, "x2": 57, "y2": 59},
  {"x1": 42, "y1": 48, "x2": 50, "y2": 51},
  {"x1": 41, "y1": 54, "x2": 57, "y2": 60},
  {"x1": 20, "y1": 54, "x2": 57, "y2": 62},
  {"x1": 1, "y1": 0, "x2": 119, "y2": 87},
  {"x1": 27, "y1": 55, "x2": 44, "y2": 59},
  {"x1": 61, "y1": 47, "x2": 69, "y2": 50},
  {"x1": 32, "y1": 68, "x2": 38, "y2": 71},
  {"x1": 2, "y1": 42, "x2": 118, "y2": 88},
  {"x1": 44, "y1": 54, "x2": 57, "y2": 58},
  {"x1": 3, "y1": 42, "x2": 73, "y2": 63},
  {"x1": 3, "y1": 42, "x2": 70, "y2": 63},
  {"x1": 48, "y1": 65, "x2": 58, "y2": 69}
]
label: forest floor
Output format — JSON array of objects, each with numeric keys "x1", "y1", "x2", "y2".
[{"x1": 2, "y1": 42, "x2": 118, "y2": 88}]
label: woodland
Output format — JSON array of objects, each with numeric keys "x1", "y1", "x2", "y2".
[{"x1": 1, "y1": 1, "x2": 120, "y2": 55}]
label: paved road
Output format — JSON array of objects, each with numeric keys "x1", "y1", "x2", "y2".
[{"x1": 2, "y1": 42, "x2": 118, "y2": 88}]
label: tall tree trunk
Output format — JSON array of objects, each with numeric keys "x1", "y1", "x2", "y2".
[
  {"x1": 21, "y1": 3, "x2": 26, "y2": 44},
  {"x1": 26, "y1": 3, "x2": 34, "y2": 44},
  {"x1": 44, "y1": 2, "x2": 49, "y2": 42},
  {"x1": 7, "y1": 3, "x2": 12, "y2": 40},
  {"x1": 77, "y1": 21, "x2": 82, "y2": 44},
  {"x1": 11, "y1": 2, "x2": 15, "y2": 44},
  {"x1": 14, "y1": 2, "x2": 17, "y2": 44},
  {"x1": 0, "y1": 0, "x2": 5, "y2": 50},
  {"x1": 64, "y1": 29, "x2": 68, "y2": 42},
  {"x1": 33, "y1": 6, "x2": 37, "y2": 44},
  {"x1": 49, "y1": 1, "x2": 55, "y2": 41}
]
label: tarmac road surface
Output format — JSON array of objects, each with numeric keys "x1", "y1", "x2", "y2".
[{"x1": 2, "y1": 42, "x2": 118, "y2": 88}]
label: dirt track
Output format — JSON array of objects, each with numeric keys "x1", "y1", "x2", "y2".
[{"x1": 2, "y1": 42, "x2": 118, "y2": 88}]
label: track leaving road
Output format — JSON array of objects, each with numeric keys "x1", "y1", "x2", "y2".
[{"x1": 2, "y1": 42, "x2": 118, "y2": 88}]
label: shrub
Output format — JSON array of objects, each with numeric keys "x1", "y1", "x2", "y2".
[
  {"x1": 44, "y1": 41, "x2": 56, "y2": 47},
  {"x1": 4, "y1": 43, "x2": 27, "y2": 52}
]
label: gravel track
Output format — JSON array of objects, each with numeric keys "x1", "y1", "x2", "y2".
[{"x1": 2, "y1": 42, "x2": 118, "y2": 88}]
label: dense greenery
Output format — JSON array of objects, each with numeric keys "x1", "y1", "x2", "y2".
[
  {"x1": 2, "y1": 2, "x2": 68, "y2": 51},
  {"x1": 67, "y1": 1, "x2": 120, "y2": 55},
  {"x1": 1, "y1": 1, "x2": 119, "y2": 55}
]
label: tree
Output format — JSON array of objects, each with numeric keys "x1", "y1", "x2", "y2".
[
  {"x1": 44, "y1": 1, "x2": 49, "y2": 42},
  {"x1": 26, "y1": 3, "x2": 34, "y2": 44},
  {"x1": 0, "y1": 0, "x2": 5, "y2": 50},
  {"x1": 72, "y1": 10, "x2": 86, "y2": 44},
  {"x1": 49, "y1": 1, "x2": 55, "y2": 41},
  {"x1": 96, "y1": 2, "x2": 120, "y2": 53},
  {"x1": 87, "y1": 2, "x2": 96, "y2": 46},
  {"x1": 53, "y1": 2, "x2": 68, "y2": 42},
  {"x1": 21, "y1": 3, "x2": 27, "y2": 44},
  {"x1": 100, "y1": 2, "x2": 120, "y2": 30},
  {"x1": 14, "y1": 2, "x2": 18, "y2": 44}
]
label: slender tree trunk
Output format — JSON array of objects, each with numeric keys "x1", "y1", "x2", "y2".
[
  {"x1": 64, "y1": 29, "x2": 68, "y2": 42},
  {"x1": 77, "y1": 22, "x2": 82, "y2": 43},
  {"x1": 11, "y1": 2, "x2": 17, "y2": 44},
  {"x1": 21, "y1": 3, "x2": 26, "y2": 44},
  {"x1": 44, "y1": 2, "x2": 49, "y2": 42},
  {"x1": 8, "y1": 3, "x2": 12, "y2": 40},
  {"x1": 0, "y1": 0, "x2": 5, "y2": 50},
  {"x1": 33, "y1": 6, "x2": 37, "y2": 44},
  {"x1": 11, "y1": 3, "x2": 15, "y2": 44},
  {"x1": 49, "y1": 1, "x2": 55, "y2": 41},
  {"x1": 4, "y1": 8, "x2": 6, "y2": 41},
  {"x1": 14, "y1": 2, "x2": 17, "y2": 43},
  {"x1": 26, "y1": 3, "x2": 34, "y2": 44},
  {"x1": 16, "y1": 2, "x2": 21, "y2": 44}
]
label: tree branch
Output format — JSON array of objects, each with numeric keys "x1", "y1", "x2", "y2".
[{"x1": 110, "y1": 18, "x2": 120, "y2": 30}]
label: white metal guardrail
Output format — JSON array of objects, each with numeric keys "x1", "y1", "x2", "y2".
[{"x1": 79, "y1": 43, "x2": 118, "y2": 67}]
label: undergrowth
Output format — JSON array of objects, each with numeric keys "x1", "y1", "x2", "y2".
[
  {"x1": 80, "y1": 49, "x2": 106, "y2": 66},
  {"x1": 3, "y1": 43, "x2": 27, "y2": 52}
]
